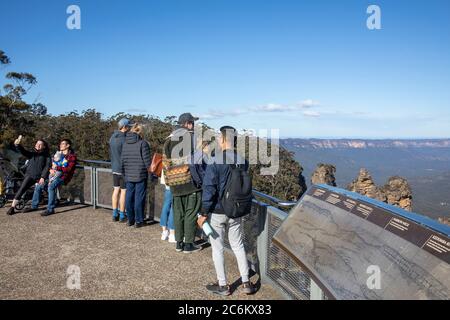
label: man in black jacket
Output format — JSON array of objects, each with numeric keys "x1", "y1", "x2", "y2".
[{"x1": 7, "y1": 136, "x2": 51, "y2": 215}]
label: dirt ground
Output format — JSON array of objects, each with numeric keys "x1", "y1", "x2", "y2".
[{"x1": 0, "y1": 204, "x2": 282, "y2": 300}]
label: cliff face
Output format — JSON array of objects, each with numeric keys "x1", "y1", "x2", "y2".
[
  {"x1": 347, "y1": 168, "x2": 413, "y2": 211},
  {"x1": 381, "y1": 176, "x2": 413, "y2": 211},
  {"x1": 311, "y1": 164, "x2": 337, "y2": 187},
  {"x1": 347, "y1": 169, "x2": 387, "y2": 202}
]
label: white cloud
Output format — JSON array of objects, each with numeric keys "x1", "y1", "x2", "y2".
[
  {"x1": 125, "y1": 108, "x2": 147, "y2": 113},
  {"x1": 251, "y1": 103, "x2": 290, "y2": 112},
  {"x1": 199, "y1": 99, "x2": 320, "y2": 120},
  {"x1": 303, "y1": 110, "x2": 321, "y2": 117},
  {"x1": 297, "y1": 99, "x2": 319, "y2": 108},
  {"x1": 198, "y1": 109, "x2": 248, "y2": 120}
]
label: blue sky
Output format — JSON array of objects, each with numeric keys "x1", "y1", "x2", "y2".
[{"x1": 1, "y1": 0, "x2": 449, "y2": 138}]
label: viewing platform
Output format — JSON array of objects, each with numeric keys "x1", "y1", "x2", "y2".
[
  {"x1": 0, "y1": 204, "x2": 282, "y2": 300},
  {"x1": 1, "y1": 159, "x2": 449, "y2": 300}
]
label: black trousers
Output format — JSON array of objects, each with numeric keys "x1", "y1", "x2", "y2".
[{"x1": 14, "y1": 175, "x2": 37, "y2": 201}]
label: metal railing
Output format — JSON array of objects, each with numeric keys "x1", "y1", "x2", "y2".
[
  {"x1": 61, "y1": 159, "x2": 326, "y2": 300},
  {"x1": 252, "y1": 189, "x2": 297, "y2": 208}
]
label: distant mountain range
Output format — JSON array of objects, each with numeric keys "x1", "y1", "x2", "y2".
[
  {"x1": 282, "y1": 138, "x2": 450, "y2": 149},
  {"x1": 281, "y1": 138, "x2": 450, "y2": 220}
]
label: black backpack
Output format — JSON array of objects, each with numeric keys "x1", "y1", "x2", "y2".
[{"x1": 220, "y1": 164, "x2": 253, "y2": 219}]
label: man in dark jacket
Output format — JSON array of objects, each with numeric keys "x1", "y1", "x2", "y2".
[
  {"x1": 25, "y1": 138, "x2": 77, "y2": 216},
  {"x1": 198, "y1": 126, "x2": 255, "y2": 296},
  {"x1": 7, "y1": 137, "x2": 51, "y2": 215},
  {"x1": 109, "y1": 118, "x2": 131, "y2": 222},
  {"x1": 121, "y1": 124, "x2": 151, "y2": 228},
  {"x1": 163, "y1": 113, "x2": 202, "y2": 253}
]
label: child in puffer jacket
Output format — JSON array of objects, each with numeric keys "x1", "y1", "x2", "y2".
[{"x1": 49, "y1": 151, "x2": 68, "y2": 183}]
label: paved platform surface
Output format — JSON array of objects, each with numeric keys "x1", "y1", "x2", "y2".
[{"x1": 0, "y1": 204, "x2": 282, "y2": 300}]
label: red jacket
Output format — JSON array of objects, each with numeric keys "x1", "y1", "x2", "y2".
[{"x1": 55, "y1": 151, "x2": 77, "y2": 184}]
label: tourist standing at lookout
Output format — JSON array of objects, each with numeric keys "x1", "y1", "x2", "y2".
[
  {"x1": 198, "y1": 126, "x2": 255, "y2": 296},
  {"x1": 121, "y1": 124, "x2": 151, "y2": 228},
  {"x1": 6, "y1": 136, "x2": 51, "y2": 216},
  {"x1": 109, "y1": 118, "x2": 131, "y2": 222},
  {"x1": 163, "y1": 113, "x2": 202, "y2": 253},
  {"x1": 24, "y1": 139, "x2": 77, "y2": 216},
  {"x1": 159, "y1": 169, "x2": 176, "y2": 243}
]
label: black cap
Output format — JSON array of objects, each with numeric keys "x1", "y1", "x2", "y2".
[{"x1": 178, "y1": 113, "x2": 199, "y2": 124}]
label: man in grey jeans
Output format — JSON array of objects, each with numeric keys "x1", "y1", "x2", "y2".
[{"x1": 198, "y1": 126, "x2": 255, "y2": 296}]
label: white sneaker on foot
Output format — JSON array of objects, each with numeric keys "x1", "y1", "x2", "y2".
[
  {"x1": 168, "y1": 233, "x2": 176, "y2": 243},
  {"x1": 161, "y1": 230, "x2": 169, "y2": 241}
]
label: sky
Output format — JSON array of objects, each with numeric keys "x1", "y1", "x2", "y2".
[{"x1": 1, "y1": 0, "x2": 450, "y2": 138}]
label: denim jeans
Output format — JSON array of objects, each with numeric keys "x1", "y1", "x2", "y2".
[
  {"x1": 125, "y1": 179, "x2": 147, "y2": 224},
  {"x1": 31, "y1": 177, "x2": 64, "y2": 211},
  {"x1": 159, "y1": 188, "x2": 175, "y2": 230}
]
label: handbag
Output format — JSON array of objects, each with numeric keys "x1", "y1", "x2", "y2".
[
  {"x1": 164, "y1": 164, "x2": 192, "y2": 186},
  {"x1": 162, "y1": 153, "x2": 192, "y2": 186},
  {"x1": 149, "y1": 153, "x2": 163, "y2": 177}
]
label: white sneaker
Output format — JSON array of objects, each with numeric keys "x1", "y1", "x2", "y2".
[
  {"x1": 168, "y1": 233, "x2": 176, "y2": 243},
  {"x1": 161, "y1": 230, "x2": 169, "y2": 241}
]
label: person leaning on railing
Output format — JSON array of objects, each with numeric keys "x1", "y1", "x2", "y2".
[
  {"x1": 159, "y1": 169, "x2": 176, "y2": 243},
  {"x1": 163, "y1": 113, "x2": 202, "y2": 254},
  {"x1": 120, "y1": 124, "x2": 151, "y2": 228},
  {"x1": 109, "y1": 118, "x2": 131, "y2": 222}
]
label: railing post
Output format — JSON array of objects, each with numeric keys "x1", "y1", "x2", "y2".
[
  {"x1": 256, "y1": 202, "x2": 269, "y2": 283},
  {"x1": 92, "y1": 167, "x2": 97, "y2": 210}
]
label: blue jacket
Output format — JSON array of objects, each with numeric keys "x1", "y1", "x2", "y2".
[
  {"x1": 109, "y1": 130, "x2": 126, "y2": 174},
  {"x1": 189, "y1": 150, "x2": 210, "y2": 188},
  {"x1": 200, "y1": 150, "x2": 248, "y2": 215}
]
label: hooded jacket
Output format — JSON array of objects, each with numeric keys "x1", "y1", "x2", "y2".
[
  {"x1": 15, "y1": 145, "x2": 51, "y2": 181},
  {"x1": 163, "y1": 127, "x2": 201, "y2": 197},
  {"x1": 109, "y1": 130, "x2": 126, "y2": 174},
  {"x1": 121, "y1": 132, "x2": 151, "y2": 182}
]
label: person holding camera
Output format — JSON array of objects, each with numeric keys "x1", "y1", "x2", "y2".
[{"x1": 6, "y1": 136, "x2": 51, "y2": 216}]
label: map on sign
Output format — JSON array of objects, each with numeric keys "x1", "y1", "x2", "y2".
[{"x1": 273, "y1": 185, "x2": 450, "y2": 300}]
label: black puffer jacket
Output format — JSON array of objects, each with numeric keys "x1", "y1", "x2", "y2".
[
  {"x1": 15, "y1": 145, "x2": 51, "y2": 181},
  {"x1": 121, "y1": 132, "x2": 151, "y2": 183}
]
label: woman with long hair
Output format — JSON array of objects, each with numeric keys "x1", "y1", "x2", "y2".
[
  {"x1": 121, "y1": 124, "x2": 151, "y2": 228},
  {"x1": 6, "y1": 136, "x2": 51, "y2": 215}
]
